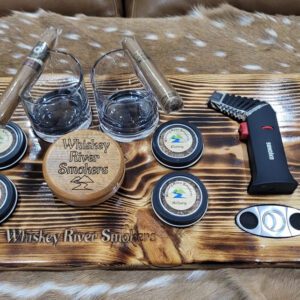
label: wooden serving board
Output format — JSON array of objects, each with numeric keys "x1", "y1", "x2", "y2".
[{"x1": 0, "y1": 74, "x2": 299, "y2": 270}]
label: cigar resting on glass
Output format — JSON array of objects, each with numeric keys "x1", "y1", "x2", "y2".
[
  {"x1": 0, "y1": 27, "x2": 60, "y2": 126},
  {"x1": 122, "y1": 37, "x2": 184, "y2": 114}
]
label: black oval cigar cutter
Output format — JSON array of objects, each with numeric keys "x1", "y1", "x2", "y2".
[{"x1": 208, "y1": 91, "x2": 298, "y2": 195}]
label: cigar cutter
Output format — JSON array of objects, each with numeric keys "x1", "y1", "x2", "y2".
[{"x1": 236, "y1": 205, "x2": 300, "y2": 238}]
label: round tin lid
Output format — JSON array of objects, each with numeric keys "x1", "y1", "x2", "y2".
[
  {"x1": 43, "y1": 130, "x2": 125, "y2": 207},
  {"x1": 0, "y1": 174, "x2": 18, "y2": 224},
  {"x1": 0, "y1": 122, "x2": 27, "y2": 170},
  {"x1": 152, "y1": 119, "x2": 203, "y2": 169},
  {"x1": 152, "y1": 172, "x2": 208, "y2": 227}
]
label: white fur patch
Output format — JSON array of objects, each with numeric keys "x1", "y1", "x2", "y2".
[
  {"x1": 214, "y1": 51, "x2": 227, "y2": 57},
  {"x1": 29, "y1": 33, "x2": 39, "y2": 38},
  {"x1": 144, "y1": 34, "x2": 159, "y2": 40},
  {"x1": 88, "y1": 41, "x2": 102, "y2": 48},
  {"x1": 16, "y1": 42, "x2": 32, "y2": 50},
  {"x1": 116, "y1": 52, "x2": 123, "y2": 57},
  {"x1": 234, "y1": 37, "x2": 256, "y2": 47},
  {"x1": 11, "y1": 53, "x2": 24, "y2": 59},
  {"x1": 238, "y1": 15, "x2": 254, "y2": 26},
  {"x1": 264, "y1": 15, "x2": 277, "y2": 23},
  {"x1": 6, "y1": 68, "x2": 17, "y2": 75},
  {"x1": 211, "y1": 20, "x2": 225, "y2": 29},
  {"x1": 22, "y1": 10, "x2": 44, "y2": 18},
  {"x1": 75, "y1": 284, "x2": 111, "y2": 298},
  {"x1": 65, "y1": 16, "x2": 82, "y2": 21},
  {"x1": 282, "y1": 17, "x2": 291, "y2": 25},
  {"x1": 142, "y1": 275, "x2": 176, "y2": 289},
  {"x1": 165, "y1": 32, "x2": 176, "y2": 39},
  {"x1": 235, "y1": 37, "x2": 247, "y2": 44},
  {"x1": 257, "y1": 38, "x2": 275, "y2": 45},
  {"x1": 0, "y1": 23, "x2": 9, "y2": 29},
  {"x1": 20, "y1": 19, "x2": 33, "y2": 25},
  {"x1": 63, "y1": 33, "x2": 80, "y2": 40},
  {"x1": 189, "y1": 7, "x2": 204, "y2": 19},
  {"x1": 220, "y1": 70, "x2": 229, "y2": 74},
  {"x1": 103, "y1": 27, "x2": 118, "y2": 32},
  {"x1": 123, "y1": 30, "x2": 135, "y2": 36},
  {"x1": 88, "y1": 25, "x2": 99, "y2": 30},
  {"x1": 108, "y1": 284, "x2": 137, "y2": 295},
  {"x1": 185, "y1": 33, "x2": 195, "y2": 40},
  {"x1": 174, "y1": 56, "x2": 187, "y2": 61},
  {"x1": 243, "y1": 64, "x2": 263, "y2": 70},
  {"x1": 59, "y1": 59, "x2": 69, "y2": 64},
  {"x1": 120, "y1": 63, "x2": 129, "y2": 68},
  {"x1": 255, "y1": 13, "x2": 276, "y2": 22},
  {"x1": 283, "y1": 43, "x2": 295, "y2": 51},
  {"x1": 265, "y1": 28, "x2": 278, "y2": 38},
  {"x1": 176, "y1": 67, "x2": 189, "y2": 73},
  {"x1": 57, "y1": 48, "x2": 67, "y2": 52},
  {"x1": 193, "y1": 39, "x2": 207, "y2": 47},
  {"x1": 0, "y1": 282, "x2": 111, "y2": 298},
  {"x1": 186, "y1": 270, "x2": 207, "y2": 281},
  {"x1": 278, "y1": 62, "x2": 290, "y2": 68},
  {"x1": 0, "y1": 30, "x2": 5, "y2": 35},
  {"x1": 1, "y1": 37, "x2": 10, "y2": 43}
]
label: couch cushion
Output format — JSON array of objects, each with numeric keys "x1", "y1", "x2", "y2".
[
  {"x1": 125, "y1": 0, "x2": 300, "y2": 17},
  {"x1": 0, "y1": 0, "x2": 123, "y2": 17}
]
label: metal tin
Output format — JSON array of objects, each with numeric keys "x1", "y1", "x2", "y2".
[
  {"x1": 152, "y1": 172, "x2": 208, "y2": 227},
  {"x1": 0, "y1": 122, "x2": 27, "y2": 170},
  {"x1": 0, "y1": 174, "x2": 18, "y2": 224},
  {"x1": 152, "y1": 119, "x2": 203, "y2": 169}
]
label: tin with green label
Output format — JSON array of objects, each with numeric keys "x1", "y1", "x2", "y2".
[
  {"x1": 151, "y1": 172, "x2": 208, "y2": 227},
  {"x1": 152, "y1": 119, "x2": 203, "y2": 169}
]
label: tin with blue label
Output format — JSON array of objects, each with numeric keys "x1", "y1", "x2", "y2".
[
  {"x1": 152, "y1": 119, "x2": 203, "y2": 169},
  {"x1": 152, "y1": 172, "x2": 208, "y2": 227}
]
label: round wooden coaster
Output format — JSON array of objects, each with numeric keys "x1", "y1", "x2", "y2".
[{"x1": 43, "y1": 130, "x2": 125, "y2": 207}]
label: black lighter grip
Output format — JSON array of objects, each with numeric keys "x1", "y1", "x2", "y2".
[{"x1": 246, "y1": 105, "x2": 298, "y2": 194}]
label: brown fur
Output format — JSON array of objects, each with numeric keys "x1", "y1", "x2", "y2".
[
  {"x1": 0, "y1": 5, "x2": 299, "y2": 77},
  {"x1": 0, "y1": 4, "x2": 300, "y2": 299},
  {"x1": 0, "y1": 269, "x2": 300, "y2": 299}
]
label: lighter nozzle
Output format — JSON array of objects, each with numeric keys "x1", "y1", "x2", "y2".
[
  {"x1": 208, "y1": 91, "x2": 226, "y2": 110},
  {"x1": 208, "y1": 91, "x2": 225, "y2": 104}
]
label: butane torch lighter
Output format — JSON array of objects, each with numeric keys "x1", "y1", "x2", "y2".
[{"x1": 208, "y1": 91, "x2": 298, "y2": 195}]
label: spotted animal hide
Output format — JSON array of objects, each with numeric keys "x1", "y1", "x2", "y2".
[
  {"x1": 0, "y1": 4, "x2": 300, "y2": 300},
  {"x1": 0, "y1": 269, "x2": 300, "y2": 299},
  {"x1": 0, "y1": 5, "x2": 299, "y2": 76}
]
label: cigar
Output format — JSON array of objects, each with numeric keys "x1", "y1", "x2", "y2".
[
  {"x1": 0, "y1": 27, "x2": 60, "y2": 125},
  {"x1": 122, "y1": 37, "x2": 184, "y2": 114}
]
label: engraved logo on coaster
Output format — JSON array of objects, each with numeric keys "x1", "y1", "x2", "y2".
[{"x1": 71, "y1": 175, "x2": 94, "y2": 190}]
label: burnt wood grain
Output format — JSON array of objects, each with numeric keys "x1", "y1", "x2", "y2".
[{"x1": 0, "y1": 74, "x2": 299, "y2": 270}]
